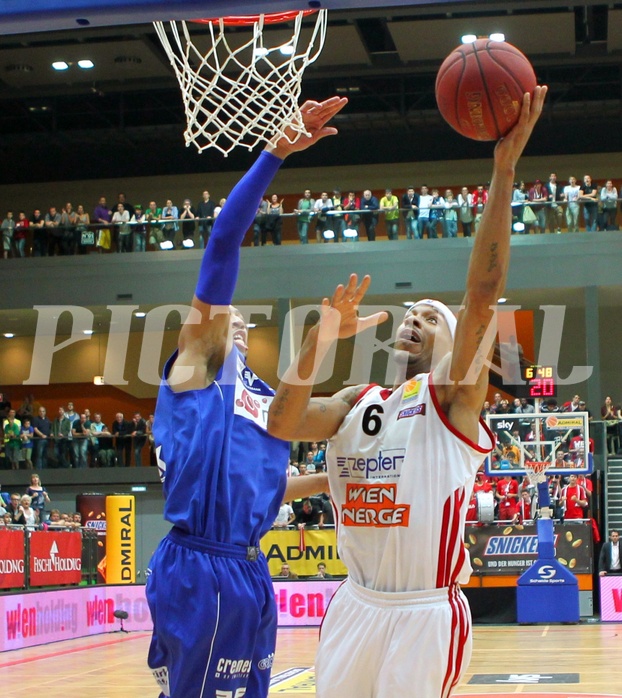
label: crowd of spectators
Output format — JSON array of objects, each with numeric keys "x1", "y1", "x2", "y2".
[
  {"x1": 1, "y1": 173, "x2": 620, "y2": 255},
  {"x1": 0, "y1": 393, "x2": 155, "y2": 470}
]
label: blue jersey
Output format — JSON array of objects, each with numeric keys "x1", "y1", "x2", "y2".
[{"x1": 153, "y1": 346, "x2": 288, "y2": 546}]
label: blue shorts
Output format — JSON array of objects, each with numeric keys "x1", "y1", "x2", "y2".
[{"x1": 146, "y1": 528, "x2": 277, "y2": 698}]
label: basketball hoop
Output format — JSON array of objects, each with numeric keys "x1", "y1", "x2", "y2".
[
  {"x1": 524, "y1": 461, "x2": 551, "y2": 485},
  {"x1": 153, "y1": 10, "x2": 328, "y2": 156}
]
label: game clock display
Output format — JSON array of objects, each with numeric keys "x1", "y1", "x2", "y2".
[{"x1": 519, "y1": 365, "x2": 557, "y2": 398}]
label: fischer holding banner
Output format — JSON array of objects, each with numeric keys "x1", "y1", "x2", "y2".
[{"x1": 105, "y1": 495, "x2": 136, "y2": 584}]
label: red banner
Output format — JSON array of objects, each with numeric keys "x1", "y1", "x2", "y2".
[
  {"x1": 29, "y1": 532, "x2": 82, "y2": 587},
  {"x1": 0, "y1": 530, "x2": 25, "y2": 589}
]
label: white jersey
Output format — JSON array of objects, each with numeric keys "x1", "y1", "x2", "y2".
[{"x1": 327, "y1": 373, "x2": 494, "y2": 593}]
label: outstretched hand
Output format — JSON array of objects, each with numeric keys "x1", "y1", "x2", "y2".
[
  {"x1": 268, "y1": 96, "x2": 348, "y2": 159},
  {"x1": 317, "y1": 274, "x2": 388, "y2": 343},
  {"x1": 494, "y1": 85, "x2": 547, "y2": 171}
]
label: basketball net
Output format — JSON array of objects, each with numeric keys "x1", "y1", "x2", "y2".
[
  {"x1": 524, "y1": 461, "x2": 551, "y2": 485},
  {"x1": 154, "y1": 10, "x2": 328, "y2": 156}
]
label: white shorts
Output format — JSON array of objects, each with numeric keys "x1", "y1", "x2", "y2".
[{"x1": 315, "y1": 578, "x2": 472, "y2": 698}]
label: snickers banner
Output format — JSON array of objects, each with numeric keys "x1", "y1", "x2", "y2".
[
  {"x1": 0, "y1": 529, "x2": 26, "y2": 589},
  {"x1": 105, "y1": 495, "x2": 136, "y2": 584},
  {"x1": 29, "y1": 531, "x2": 82, "y2": 587}
]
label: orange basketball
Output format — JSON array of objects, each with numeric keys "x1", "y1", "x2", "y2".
[{"x1": 435, "y1": 39, "x2": 537, "y2": 141}]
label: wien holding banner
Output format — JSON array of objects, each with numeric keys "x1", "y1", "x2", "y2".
[
  {"x1": 106, "y1": 495, "x2": 136, "y2": 583},
  {"x1": 0, "y1": 529, "x2": 25, "y2": 589},
  {"x1": 29, "y1": 531, "x2": 82, "y2": 587},
  {"x1": 261, "y1": 529, "x2": 347, "y2": 577}
]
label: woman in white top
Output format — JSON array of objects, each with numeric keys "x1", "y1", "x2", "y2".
[
  {"x1": 20, "y1": 495, "x2": 38, "y2": 529},
  {"x1": 600, "y1": 180, "x2": 618, "y2": 230},
  {"x1": 457, "y1": 186, "x2": 473, "y2": 237}
]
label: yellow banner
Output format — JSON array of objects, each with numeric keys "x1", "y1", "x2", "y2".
[
  {"x1": 105, "y1": 495, "x2": 136, "y2": 584},
  {"x1": 261, "y1": 529, "x2": 348, "y2": 577}
]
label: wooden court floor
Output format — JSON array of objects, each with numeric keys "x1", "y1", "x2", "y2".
[{"x1": 1, "y1": 624, "x2": 621, "y2": 697}]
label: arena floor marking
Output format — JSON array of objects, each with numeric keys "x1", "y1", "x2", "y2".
[{"x1": 0, "y1": 631, "x2": 150, "y2": 670}]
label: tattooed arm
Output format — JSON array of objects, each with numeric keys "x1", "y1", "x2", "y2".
[{"x1": 434, "y1": 87, "x2": 547, "y2": 439}]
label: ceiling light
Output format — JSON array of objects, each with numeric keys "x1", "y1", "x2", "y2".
[
  {"x1": 182, "y1": 238, "x2": 195, "y2": 248},
  {"x1": 5, "y1": 63, "x2": 33, "y2": 73},
  {"x1": 402, "y1": 301, "x2": 415, "y2": 308},
  {"x1": 461, "y1": 34, "x2": 477, "y2": 44},
  {"x1": 489, "y1": 33, "x2": 506, "y2": 42},
  {"x1": 323, "y1": 230, "x2": 335, "y2": 240},
  {"x1": 83, "y1": 329, "x2": 94, "y2": 335},
  {"x1": 93, "y1": 375, "x2": 105, "y2": 385},
  {"x1": 78, "y1": 59, "x2": 94, "y2": 69},
  {"x1": 159, "y1": 240, "x2": 174, "y2": 250},
  {"x1": 134, "y1": 311, "x2": 146, "y2": 318},
  {"x1": 3, "y1": 333, "x2": 15, "y2": 338},
  {"x1": 246, "y1": 323, "x2": 257, "y2": 329},
  {"x1": 279, "y1": 44, "x2": 295, "y2": 56},
  {"x1": 52, "y1": 61, "x2": 70, "y2": 71},
  {"x1": 497, "y1": 297, "x2": 508, "y2": 304},
  {"x1": 253, "y1": 46, "x2": 269, "y2": 59}
]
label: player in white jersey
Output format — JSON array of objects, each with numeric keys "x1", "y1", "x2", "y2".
[{"x1": 268, "y1": 86, "x2": 547, "y2": 698}]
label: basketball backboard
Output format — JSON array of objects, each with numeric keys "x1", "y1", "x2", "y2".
[
  {"x1": 0, "y1": 0, "x2": 503, "y2": 35},
  {"x1": 484, "y1": 411, "x2": 592, "y2": 477}
]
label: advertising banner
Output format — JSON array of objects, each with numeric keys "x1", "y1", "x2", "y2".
[
  {"x1": 599, "y1": 576, "x2": 622, "y2": 621},
  {"x1": 77, "y1": 493, "x2": 107, "y2": 583},
  {"x1": 465, "y1": 522, "x2": 592, "y2": 575},
  {"x1": 105, "y1": 495, "x2": 136, "y2": 584},
  {"x1": 272, "y1": 580, "x2": 342, "y2": 626},
  {"x1": 29, "y1": 531, "x2": 82, "y2": 587},
  {"x1": 261, "y1": 529, "x2": 348, "y2": 577},
  {"x1": 0, "y1": 585, "x2": 152, "y2": 652},
  {"x1": 0, "y1": 529, "x2": 25, "y2": 589}
]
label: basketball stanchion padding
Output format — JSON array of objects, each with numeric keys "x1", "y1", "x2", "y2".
[{"x1": 154, "y1": 10, "x2": 328, "y2": 156}]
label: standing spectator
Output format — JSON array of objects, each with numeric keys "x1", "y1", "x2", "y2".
[
  {"x1": 3, "y1": 410, "x2": 21, "y2": 469},
  {"x1": 112, "y1": 412, "x2": 132, "y2": 467},
  {"x1": 131, "y1": 412, "x2": 147, "y2": 466},
  {"x1": 512, "y1": 180, "x2": 529, "y2": 231},
  {"x1": 30, "y1": 209, "x2": 46, "y2": 256},
  {"x1": 599, "y1": 530, "x2": 622, "y2": 576},
  {"x1": 313, "y1": 191, "x2": 333, "y2": 242},
  {"x1": 600, "y1": 179, "x2": 618, "y2": 230},
  {"x1": 197, "y1": 190, "x2": 216, "y2": 247},
  {"x1": 1, "y1": 210, "x2": 15, "y2": 259},
  {"x1": 75, "y1": 204, "x2": 92, "y2": 253},
  {"x1": 146, "y1": 413, "x2": 156, "y2": 466},
  {"x1": 380, "y1": 188, "x2": 400, "y2": 240},
  {"x1": 417, "y1": 185, "x2": 433, "y2": 238},
  {"x1": 273, "y1": 502, "x2": 295, "y2": 528},
  {"x1": 360, "y1": 189, "x2": 379, "y2": 241},
  {"x1": 130, "y1": 204, "x2": 147, "y2": 252},
  {"x1": 253, "y1": 197, "x2": 268, "y2": 246},
  {"x1": 72, "y1": 412, "x2": 90, "y2": 469},
  {"x1": 458, "y1": 186, "x2": 474, "y2": 237},
  {"x1": 14, "y1": 211, "x2": 29, "y2": 257},
  {"x1": 161, "y1": 199, "x2": 179, "y2": 246},
  {"x1": 294, "y1": 189, "x2": 315, "y2": 244},
  {"x1": 112, "y1": 203, "x2": 132, "y2": 252},
  {"x1": 90, "y1": 412, "x2": 114, "y2": 467},
  {"x1": 32, "y1": 405, "x2": 51, "y2": 470},
  {"x1": 528, "y1": 179, "x2": 548, "y2": 233},
  {"x1": 580, "y1": 175, "x2": 599, "y2": 232},
  {"x1": 117, "y1": 193, "x2": 135, "y2": 219},
  {"x1": 60, "y1": 202, "x2": 78, "y2": 254},
  {"x1": 51, "y1": 406, "x2": 71, "y2": 468},
  {"x1": 93, "y1": 197, "x2": 112, "y2": 252},
  {"x1": 295, "y1": 498, "x2": 324, "y2": 529},
  {"x1": 472, "y1": 183, "x2": 488, "y2": 233},
  {"x1": 401, "y1": 186, "x2": 419, "y2": 239},
  {"x1": 179, "y1": 198, "x2": 197, "y2": 245},
  {"x1": 264, "y1": 194, "x2": 283, "y2": 246},
  {"x1": 428, "y1": 188, "x2": 444, "y2": 238},
  {"x1": 443, "y1": 190, "x2": 459, "y2": 238},
  {"x1": 342, "y1": 191, "x2": 361, "y2": 238},
  {"x1": 330, "y1": 188, "x2": 345, "y2": 242},
  {"x1": 563, "y1": 176, "x2": 581, "y2": 232},
  {"x1": 27, "y1": 473, "x2": 50, "y2": 522},
  {"x1": 560, "y1": 474, "x2": 589, "y2": 520},
  {"x1": 547, "y1": 172, "x2": 564, "y2": 233},
  {"x1": 20, "y1": 417, "x2": 34, "y2": 469},
  {"x1": 496, "y1": 474, "x2": 519, "y2": 521},
  {"x1": 146, "y1": 201, "x2": 164, "y2": 247}
]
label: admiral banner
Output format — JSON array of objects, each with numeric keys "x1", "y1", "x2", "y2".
[
  {"x1": 0, "y1": 529, "x2": 25, "y2": 589},
  {"x1": 261, "y1": 530, "x2": 348, "y2": 577},
  {"x1": 106, "y1": 495, "x2": 136, "y2": 584},
  {"x1": 29, "y1": 531, "x2": 82, "y2": 587},
  {"x1": 465, "y1": 522, "x2": 592, "y2": 575}
]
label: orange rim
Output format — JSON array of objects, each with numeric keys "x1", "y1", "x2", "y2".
[{"x1": 192, "y1": 9, "x2": 317, "y2": 26}]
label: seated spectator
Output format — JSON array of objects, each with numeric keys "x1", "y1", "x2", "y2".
[
  {"x1": 295, "y1": 498, "x2": 324, "y2": 529},
  {"x1": 1, "y1": 512, "x2": 13, "y2": 527},
  {"x1": 179, "y1": 198, "x2": 197, "y2": 244},
  {"x1": 528, "y1": 179, "x2": 548, "y2": 233},
  {"x1": 6, "y1": 494, "x2": 24, "y2": 524},
  {"x1": 274, "y1": 563, "x2": 298, "y2": 580},
  {"x1": 45, "y1": 508, "x2": 67, "y2": 529},
  {"x1": 273, "y1": 502, "x2": 295, "y2": 529},
  {"x1": 311, "y1": 562, "x2": 333, "y2": 579},
  {"x1": 20, "y1": 495, "x2": 38, "y2": 528}
]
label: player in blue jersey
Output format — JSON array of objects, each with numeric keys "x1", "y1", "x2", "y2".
[{"x1": 146, "y1": 96, "x2": 347, "y2": 698}]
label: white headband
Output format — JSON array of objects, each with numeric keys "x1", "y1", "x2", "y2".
[{"x1": 408, "y1": 300, "x2": 457, "y2": 339}]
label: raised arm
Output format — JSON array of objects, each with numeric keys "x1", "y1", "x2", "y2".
[
  {"x1": 434, "y1": 87, "x2": 547, "y2": 438},
  {"x1": 170, "y1": 97, "x2": 348, "y2": 392},
  {"x1": 268, "y1": 274, "x2": 388, "y2": 442}
]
